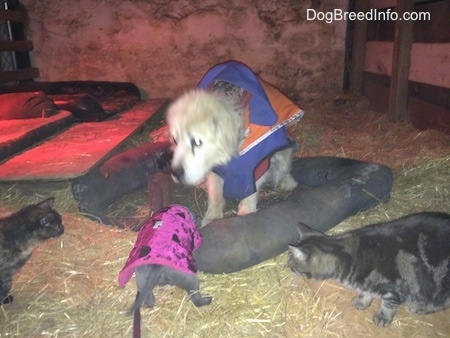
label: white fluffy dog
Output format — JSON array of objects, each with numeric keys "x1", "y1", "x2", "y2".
[{"x1": 166, "y1": 62, "x2": 302, "y2": 226}]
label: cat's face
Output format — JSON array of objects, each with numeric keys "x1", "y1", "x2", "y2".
[
  {"x1": 288, "y1": 222, "x2": 339, "y2": 280},
  {"x1": 288, "y1": 244, "x2": 340, "y2": 279},
  {"x1": 24, "y1": 198, "x2": 64, "y2": 240},
  {"x1": 288, "y1": 244, "x2": 313, "y2": 277}
]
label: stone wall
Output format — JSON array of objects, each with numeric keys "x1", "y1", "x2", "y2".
[{"x1": 21, "y1": 0, "x2": 348, "y2": 102}]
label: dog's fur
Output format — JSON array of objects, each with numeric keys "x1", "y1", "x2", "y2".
[{"x1": 166, "y1": 88, "x2": 298, "y2": 226}]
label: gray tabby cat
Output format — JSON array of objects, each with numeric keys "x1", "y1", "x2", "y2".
[{"x1": 288, "y1": 212, "x2": 450, "y2": 327}]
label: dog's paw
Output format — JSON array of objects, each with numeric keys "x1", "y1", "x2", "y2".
[
  {"x1": 278, "y1": 174, "x2": 298, "y2": 191},
  {"x1": 237, "y1": 204, "x2": 256, "y2": 216},
  {"x1": 237, "y1": 193, "x2": 258, "y2": 216},
  {"x1": 201, "y1": 213, "x2": 222, "y2": 227},
  {"x1": 201, "y1": 217, "x2": 213, "y2": 227},
  {"x1": 202, "y1": 201, "x2": 225, "y2": 226}
]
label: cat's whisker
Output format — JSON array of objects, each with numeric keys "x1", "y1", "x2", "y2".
[{"x1": 287, "y1": 212, "x2": 450, "y2": 327}]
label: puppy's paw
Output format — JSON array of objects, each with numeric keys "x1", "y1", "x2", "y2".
[{"x1": 190, "y1": 292, "x2": 213, "y2": 307}]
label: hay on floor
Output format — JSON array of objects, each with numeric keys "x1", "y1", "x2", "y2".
[{"x1": 1, "y1": 96, "x2": 449, "y2": 337}]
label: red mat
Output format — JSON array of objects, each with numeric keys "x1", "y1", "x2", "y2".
[{"x1": 0, "y1": 99, "x2": 168, "y2": 181}]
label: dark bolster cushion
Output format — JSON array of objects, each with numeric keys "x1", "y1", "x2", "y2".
[{"x1": 0, "y1": 92, "x2": 57, "y2": 120}]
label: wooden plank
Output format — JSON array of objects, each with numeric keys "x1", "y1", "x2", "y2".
[
  {"x1": 368, "y1": 1, "x2": 450, "y2": 43},
  {"x1": 363, "y1": 72, "x2": 390, "y2": 113},
  {"x1": 413, "y1": 0, "x2": 450, "y2": 43},
  {"x1": 369, "y1": 0, "x2": 396, "y2": 9},
  {"x1": 409, "y1": 43, "x2": 450, "y2": 89},
  {"x1": 408, "y1": 80, "x2": 450, "y2": 109},
  {"x1": 0, "y1": 10, "x2": 27, "y2": 23},
  {"x1": 365, "y1": 42, "x2": 450, "y2": 88},
  {"x1": 0, "y1": 40, "x2": 34, "y2": 52},
  {"x1": 364, "y1": 72, "x2": 450, "y2": 134},
  {"x1": 343, "y1": 0, "x2": 356, "y2": 91},
  {"x1": 0, "y1": 111, "x2": 73, "y2": 145},
  {"x1": 370, "y1": 0, "x2": 432, "y2": 10},
  {"x1": 409, "y1": 96, "x2": 450, "y2": 134},
  {"x1": 388, "y1": 0, "x2": 415, "y2": 122},
  {"x1": 364, "y1": 41, "x2": 392, "y2": 75},
  {"x1": 0, "y1": 99, "x2": 168, "y2": 181},
  {"x1": 0, "y1": 111, "x2": 76, "y2": 162},
  {"x1": 364, "y1": 71, "x2": 450, "y2": 109},
  {"x1": 366, "y1": 17, "x2": 395, "y2": 42},
  {"x1": 0, "y1": 68, "x2": 40, "y2": 83},
  {"x1": 349, "y1": 0, "x2": 369, "y2": 93}
]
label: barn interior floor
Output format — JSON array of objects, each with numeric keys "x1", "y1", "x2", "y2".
[{"x1": 0, "y1": 99, "x2": 168, "y2": 195}]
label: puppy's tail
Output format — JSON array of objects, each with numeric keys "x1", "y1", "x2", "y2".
[
  {"x1": 128, "y1": 292, "x2": 143, "y2": 338},
  {"x1": 133, "y1": 306, "x2": 141, "y2": 338},
  {"x1": 127, "y1": 291, "x2": 145, "y2": 316}
]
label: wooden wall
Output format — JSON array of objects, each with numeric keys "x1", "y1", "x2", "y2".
[
  {"x1": 0, "y1": 2, "x2": 39, "y2": 84},
  {"x1": 347, "y1": 0, "x2": 450, "y2": 134}
]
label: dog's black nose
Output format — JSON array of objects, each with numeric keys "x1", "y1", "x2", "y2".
[{"x1": 171, "y1": 167, "x2": 184, "y2": 182}]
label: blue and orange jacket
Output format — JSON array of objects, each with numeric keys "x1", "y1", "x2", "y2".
[{"x1": 198, "y1": 61, "x2": 304, "y2": 199}]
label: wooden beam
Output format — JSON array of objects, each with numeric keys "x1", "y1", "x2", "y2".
[
  {"x1": 388, "y1": 0, "x2": 415, "y2": 122},
  {"x1": 363, "y1": 72, "x2": 391, "y2": 113},
  {"x1": 349, "y1": 0, "x2": 369, "y2": 93},
  {"x1": 365, "y1": 72, "x2": 450, "y2": 110},
  {"x1": 0, "y1": 10, "x2": 27, "y2": 23},
  {"x1": 368, "y1": 1, "x2": 450, "y2": 43},
  {"x1": 0, "y1": 40, "x2": 34, "y2": 52},
  {"x1": 0, "y1": 68, "x2": 40, "y2": 84},
  {"x1": 409, "y1": 96, "x2": 450, "y2": 134},
  {"x1": 364, "y1": 72, "x2": 450, "y2": 133},
  {"x1": 365, "y1": 42, "x2": 450, "y2": 89}
]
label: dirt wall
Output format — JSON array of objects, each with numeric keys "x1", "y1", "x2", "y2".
[{"x1": 21, "y1": 0, "x2": 347, "y2": 102}]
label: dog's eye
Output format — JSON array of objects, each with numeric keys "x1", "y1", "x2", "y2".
[
  {"x1": 191, "y1": 137, "x2": 202, "y2": 148},
  {"x1": 172, "y1": 136, "x2": 178, "y2": 145}
]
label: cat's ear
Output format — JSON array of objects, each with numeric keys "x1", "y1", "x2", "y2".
[
  {"x1": 288, "y1": 245, "x2": 309, "y2": 262},
  {"x1": 36, "y1": 197, "x2": 55, "y2": 210},
  {"x1": 295, "y1": 222, "x2": 323, "y2": 240}
]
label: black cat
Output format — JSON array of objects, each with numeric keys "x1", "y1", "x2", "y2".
[
  {"x1": 0, "y1": 197, "x2": 64, "y2": 304},
  {"x1": 288, "y1": 212, "x2": 450, "y2": 327}
]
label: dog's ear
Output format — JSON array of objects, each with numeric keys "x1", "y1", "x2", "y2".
[
  {"x1": 241, "y1": 91, "x2": 252, "y2": 109},
  {"x1": 212, "y1": 115, "x2": 240, "y2": 158}
]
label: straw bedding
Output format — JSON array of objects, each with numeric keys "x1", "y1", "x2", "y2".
[{"x1": 0, "y1": 94, "x2": 449, "y2": 337}]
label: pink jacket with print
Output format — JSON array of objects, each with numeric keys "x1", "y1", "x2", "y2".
[{"x1": 118, "y1": 205, "x2": 202, "y2": 288}]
